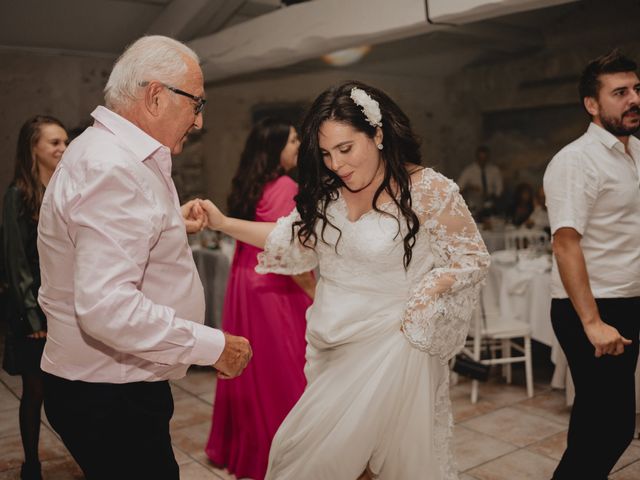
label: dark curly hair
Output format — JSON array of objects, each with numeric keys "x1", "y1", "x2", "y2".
[
  {"x1": 294, "y1": 80, "x2": 422, "y2": 268},
  {"x1": 227, "y1": 117, "x2": 293, "y2": 220}
]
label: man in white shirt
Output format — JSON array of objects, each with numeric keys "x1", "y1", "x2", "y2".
[
  {"x1": 457, "y1": 145, "x2": 503, "y2": 219},
  {"x1": 38, "y1": 36, "x2": 252, "y2": 479},
  {"x1": 543, "y1": 50, "x2": 640, "y2": 480}
]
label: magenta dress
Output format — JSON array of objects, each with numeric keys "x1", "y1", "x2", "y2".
[{"x1": 205, "y1": 175, "x2": 311, "y2": 480}]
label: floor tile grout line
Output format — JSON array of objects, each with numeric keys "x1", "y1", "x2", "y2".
[
  {"x1": 459, "y1": 409, "x2": 567, "y2": 455},
  {"x1": 461, "y1": 402, "x2": 569, "y2": 429},
  {"x1": 462, "y1": 441, "x2": 561, "y2": 475}
]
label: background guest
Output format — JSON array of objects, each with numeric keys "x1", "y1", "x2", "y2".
[
  {"x1": 2, "y1": 115, "x2": 68, "y2": 480},
  {"x1": 458, "y1": 145, "x2": 504, "y2": 220},
  {"x1": 507, "y1": 182, "x2": 534, "y2": 227},
  {"x1": 205, "y1": 117, "x2": 314, "y2": 480},
  {"x1": 525, "y1": 185, "x2": 550, "y2": 233}
]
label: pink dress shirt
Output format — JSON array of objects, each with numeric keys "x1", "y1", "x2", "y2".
[{"x1": 37, "y1": 106, "x2": 225, "y2": 383}]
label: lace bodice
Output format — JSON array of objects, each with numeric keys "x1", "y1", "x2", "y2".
[{"x1": 257, "y1": 168, "x2": 490, "y2": 361}]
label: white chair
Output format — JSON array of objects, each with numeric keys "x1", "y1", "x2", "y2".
[
  {"x1": 460, "y1": 295, "x2": 534, "y2": 404},
  {"x1": 504, "y1": 227, "x2": 549, "y2": 251}
]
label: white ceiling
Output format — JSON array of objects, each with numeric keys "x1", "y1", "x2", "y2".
[
  {"x1": 1, "y1": 0, "x2": 639, "y2": 84},
  {"x1": 0, "y1": 0, "x2": 283, "y2": 56}
]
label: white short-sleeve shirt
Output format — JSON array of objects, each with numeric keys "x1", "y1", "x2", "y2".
[
  {"x1": 543, "y1": 122, "x2": 640, "y2": 299},
  {"x1": 457, "y1": 162, "x2": 503, "y2": 197}
]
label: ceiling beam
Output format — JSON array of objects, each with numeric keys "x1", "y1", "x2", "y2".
[
  {"x1": 427, "y1": 0, "x2": 579, "y2": 25},
  {"x1": 146, "y1": 0, "x2": 249, "y2": 40},
  {"x1": 190, "y1": 0, "x2": 439, "y2": 82},
  {"x1": 449, "y1": 21, "x2": 543, "y2": 51},
  {"x1": 190, "y1": 0, "x2": 581, "y2": 82}
]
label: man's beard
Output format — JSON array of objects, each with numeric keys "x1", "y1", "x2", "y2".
[{"x1": 600, "y1": 105, "x2": 640, "y2": 137}]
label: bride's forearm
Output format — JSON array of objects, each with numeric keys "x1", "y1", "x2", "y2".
[{"x1": 214, "y1": 217, "x2": 275, "y2": 249}]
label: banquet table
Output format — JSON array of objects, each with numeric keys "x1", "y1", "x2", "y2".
[
  {"x1": 483, "y1": 251, "x2": 554, "y2": 347},
  {"x1": 479, "y1": 228, "x2": 505, "y2": 253},
  {"x1": 483, "y1": 250, "x2": 640, "y2": 411},
  {"x1": 191, "y1": 245, "x2": 231, "y2": 329}
]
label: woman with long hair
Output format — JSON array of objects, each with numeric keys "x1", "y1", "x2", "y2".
[
  {"x1": 2, "y1": 115, "x2": 68, "y2": 480},
  {"x1": 201, "y1": 82, "x2": 489, "y2": 479},
  {"x1": 507, "y1": 182, "x2": 535, "y2": 227},
  {"x1": 205, "y1": 118, "x2": 314, "y2": 479}
]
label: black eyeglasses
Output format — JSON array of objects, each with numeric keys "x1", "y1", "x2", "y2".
[
  {"x1": 140, "y1": 81, "x2": 206, "y2": 115},
  {"x1": 164, "y1": 84, "x2": 206, "y2": 115}
]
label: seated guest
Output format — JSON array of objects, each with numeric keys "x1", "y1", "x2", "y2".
[
  {"x1": 458, "y1": 145, "x2": 503, "y2": 219},
  {"x1": 507, "y1": 182, "x2": 534, "y2": 227},
  {"x1": 525, "y1": 185, "x2": 550, "y2": 233}
]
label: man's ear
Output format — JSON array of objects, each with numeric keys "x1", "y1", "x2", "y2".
[
  {"x1": 144, "y1": 82, "x2": 164, "y2": 117},
  {"x1": 584, "y1": 96, "x2": 599, "y2": 117}
]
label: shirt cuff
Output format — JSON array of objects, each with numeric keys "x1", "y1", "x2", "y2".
[{"x1": 186, "y1": 324, "x2": 226, "y2": 366}]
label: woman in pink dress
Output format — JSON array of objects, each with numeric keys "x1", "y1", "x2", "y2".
[{"x1": 205, "y1": 118, "x2": 315, "y2": 480}]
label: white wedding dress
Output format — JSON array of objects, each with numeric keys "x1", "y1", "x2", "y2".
[{"x1": 257, "y1": 168, "x2": 490, "y2": 480}]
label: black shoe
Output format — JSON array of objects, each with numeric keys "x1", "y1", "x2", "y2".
[{"x1": 20, "y1": 461, "x2": 42, "y2": 480}]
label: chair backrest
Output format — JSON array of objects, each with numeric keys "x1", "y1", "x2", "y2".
[
  {"x1": 504, "y1": 228, "x2": 548, "y2": 251},
  {"x1": 476, "y1": 288, "x2": 502, "y2": 332}
]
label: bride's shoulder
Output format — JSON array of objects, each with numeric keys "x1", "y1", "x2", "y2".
[{"x1": 408, "y1": 166, "x2": 457, "y2": 192}]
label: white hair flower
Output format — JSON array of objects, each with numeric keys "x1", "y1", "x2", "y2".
[{"x1": 350, "y1": 87, "x2": 382, "y2": 128}]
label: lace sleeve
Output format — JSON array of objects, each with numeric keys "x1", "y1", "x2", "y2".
[
  {"x1": 401, "y1": 170, "x2": 490, "y2": 363},
  {"x1": 255, "y1": 208, "x2": 318, "y2": 275}
]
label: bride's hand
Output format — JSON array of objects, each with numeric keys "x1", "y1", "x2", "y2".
[{"x1": 200, "y1": 199, "x2": 226, "y2": 231}]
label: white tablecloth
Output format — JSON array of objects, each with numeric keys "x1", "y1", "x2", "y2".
[
  {"x1": 479, "y1": 229, "x2": 505, "y2": 253},
  {"x1": 484, "y1": 251, "x2": 640, "y2": 410},
  {"x1": 483, "y1": 253, "x2": 555, "y2": 347},
  {"x1": 191, "y1": 245, "x2": 231, "y2": 329}
]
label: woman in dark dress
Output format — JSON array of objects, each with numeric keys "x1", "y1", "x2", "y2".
[
  {"x1": 2, "y1": 115, "x2": 68, "y2": 480},
  {"x1": 507, "y1": 182, "x2": 535, "y2": 227}
]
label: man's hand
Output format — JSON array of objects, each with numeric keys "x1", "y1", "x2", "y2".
[
  {"x1": 213, "y1": 333, "x2": 252, "y2": 379},
  {"x1": 584, "y1": 321, "x2": 632, "y2": 357},
  {"x1": 552, "y1": 228, "x2": 631, "y2": 357},
  {"x1": 181, "y1": 199, "x2": 206, "y2": 233}
]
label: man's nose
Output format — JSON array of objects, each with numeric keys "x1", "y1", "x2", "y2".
[{"x1": 194, "y1": 111, "x2": 203, "y2": 130}]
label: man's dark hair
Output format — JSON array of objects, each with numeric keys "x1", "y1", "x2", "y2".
[{"x1": 579, "y1": 49, "x2": 637, "y2": 102}]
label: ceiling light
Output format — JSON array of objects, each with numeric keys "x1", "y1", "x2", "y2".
[{"x1": 322, "y1": 46, "x2": 371, "y2": 66}]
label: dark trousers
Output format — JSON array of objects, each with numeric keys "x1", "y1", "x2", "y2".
[
  {"x1": 551, "y1": 297, "x2": 640, "y2": 480},
  {"x1": 43, "y1": 373, "x2": 179, "y2": 480}
]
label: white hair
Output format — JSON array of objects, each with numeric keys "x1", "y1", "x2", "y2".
[{"x1": 104, "y1": 35, "x2": 200, "y2": 111}]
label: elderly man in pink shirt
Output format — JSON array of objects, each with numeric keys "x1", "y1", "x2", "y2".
[{"x1": 37, "y1": 36, "x2": 252, "y2": 480}]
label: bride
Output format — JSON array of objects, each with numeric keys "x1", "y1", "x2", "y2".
[{"x1": 201, "y1": 81, "x2": 490, "y2": 480}]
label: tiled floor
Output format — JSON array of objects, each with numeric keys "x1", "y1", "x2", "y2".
[{"x1": 0, "y1": 366, "x2": 639, "y2": 479}]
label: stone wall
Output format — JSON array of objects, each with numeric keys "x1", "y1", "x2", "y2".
[
  {"x1": 2, "y1": 0, "x2": 640, "y2": 212},
  {"x1": 0, "y1": 50, "x2": 206, "y2": 209},
  {"x1": 443, "y1": 40, "x2": 640, "y2": 195},
  {"x1": 0, "y1": 51, "x2": 113, "y2": 210},
  {"x1": 201, "y1": 70, "x2": 450, "y2": 208}
]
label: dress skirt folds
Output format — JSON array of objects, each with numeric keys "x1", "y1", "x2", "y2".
[
  {"x1": 257, "y1": 169, "x2": 490, "y2": 480},
  {"x1": 205, "y1": 176, "x2": 312, "y2": 480}
]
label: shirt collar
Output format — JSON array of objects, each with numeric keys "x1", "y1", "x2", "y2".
[
  {"x1": 90, "y1": 106, "x2": 169, "y2": 162},
  {"x1": 587, "y1": 122, "x2": 623, "y2": 151}
]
